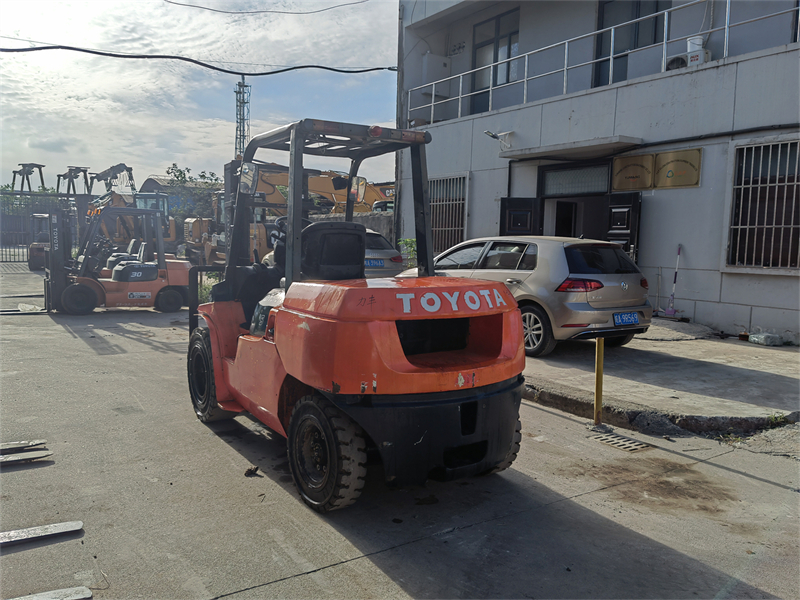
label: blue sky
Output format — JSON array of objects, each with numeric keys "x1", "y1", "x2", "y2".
[{"x1": 0, "y1": 0, "x2": 399, "y2": 190}]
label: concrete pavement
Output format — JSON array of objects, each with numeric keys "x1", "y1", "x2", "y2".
[{"x1": 523, "y1": 317, "x2": 800, "y2": 440}]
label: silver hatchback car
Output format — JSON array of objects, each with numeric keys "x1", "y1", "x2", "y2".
[
  {"x1": 405, "y1": 236, "x2": 652, "y2": 357},
  {"x1": 364, "y1": 230, "x2": 405, "y2": 278}
]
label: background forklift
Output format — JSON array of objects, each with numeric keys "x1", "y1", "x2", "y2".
[
  {"x1": 27, "y1": 214, "x2": 50, "y2": 270},
  {"x1": 187, "y1": 119, "x2": 526, "y2": 513},
  {"x1": 45, "y1": 207, "x2": 190, "y2": 315}
]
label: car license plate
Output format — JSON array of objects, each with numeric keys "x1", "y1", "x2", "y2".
[
  {"x1": 365, "y1": 259, "x2": 384, "y2": 267},
  {"x1": 614, "y1": 312, "x2": 639, "y2": 326}
]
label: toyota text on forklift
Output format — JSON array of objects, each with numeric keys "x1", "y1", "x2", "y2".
[{"x1": 187, "y1": 119, "x2": 526, "y2": 512}]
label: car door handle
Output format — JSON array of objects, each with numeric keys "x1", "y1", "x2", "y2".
[{"x1": 506, "y1": 278, "x2": 522, "y2": 284}]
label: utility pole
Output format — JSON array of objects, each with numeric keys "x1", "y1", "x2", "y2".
[{"x1": 235, "y1": 75, "x2": 251, "y2": 159}]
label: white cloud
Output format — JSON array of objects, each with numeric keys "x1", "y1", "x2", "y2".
[{"x1": 0, "y1": 0, "x2": 399, "y2": 187}]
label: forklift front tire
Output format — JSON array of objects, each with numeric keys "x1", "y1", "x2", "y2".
[
  {"x1": 61, "y1": 283, "x2": 97, "y2": 315},
  {"x1": 288, "y1": 396, "x2": 367, "y2": 513},
  {"x1": 155, "y1": 288, "x2": 183, "y2": 313},
  {"x1": 188, "y1": 328, "x2": 234, "y2": 422}
]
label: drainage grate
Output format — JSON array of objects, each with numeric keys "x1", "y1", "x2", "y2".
[{"x1": 591, "y1": 433, "x2": 653, "y2": 452}]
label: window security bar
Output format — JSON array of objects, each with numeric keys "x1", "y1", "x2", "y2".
[{"x1": 407, "y1": 0, "x2": 800, "y2": 126}]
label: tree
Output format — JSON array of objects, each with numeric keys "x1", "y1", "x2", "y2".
[{"x1": 164, "y1": 164, "x2": 222, "y2": 226}]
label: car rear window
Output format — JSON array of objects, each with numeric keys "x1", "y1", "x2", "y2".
[
  {"x1": 366, "y1": 233, "x2": 394, "y2": 250},
  {"x1": 565, "y1": 245, "x2": 640, "y2": 274}
]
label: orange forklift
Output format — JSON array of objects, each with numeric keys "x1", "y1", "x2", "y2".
[
  {"x1": 187, "y1": 119, "x2": 525, "y2": 512},
  {"x1": 45, "y1": 207, "x2": 190, "y2": 315}
]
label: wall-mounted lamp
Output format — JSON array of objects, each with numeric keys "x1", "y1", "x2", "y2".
[{"x1": 484, "y1": 130, "x2": 513, "y2": 151}]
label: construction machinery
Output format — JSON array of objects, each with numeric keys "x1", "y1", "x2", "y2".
[
  {"x1": 45, "y1": 207, "x2": 190, "y2": 315},
  {"x1": 187, "y1": 119, "x2": 525, "y2": 513}
]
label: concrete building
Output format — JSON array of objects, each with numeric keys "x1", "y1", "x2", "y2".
[{"x1": 395, "y1": 0, "x2": 799, "y2": 341}]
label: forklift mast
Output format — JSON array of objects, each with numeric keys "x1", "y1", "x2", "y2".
[{"x1": 44, "y1": 211, "x2": 73, "y2": 313}]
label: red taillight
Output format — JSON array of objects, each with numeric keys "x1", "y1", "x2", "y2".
[
  {"x1": 555, "y1": 278, "x2": 604, "y2": 292},
  {"x1": 640, "y1": 278, "x2": 649, "y2": 290},
  {"x1": 368, "y1": 125, "x2": 383, "y2": 137},
  {"x1": 390, "y1": 255, "x2": 403, "y2": 263}
]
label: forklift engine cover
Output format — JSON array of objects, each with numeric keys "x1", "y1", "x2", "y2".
[
  {"x1": 197, "y1": 276, "x2": 524, "y2": 486},
  {"x1": 111, "y1": 262, "x2": 159, "y2": 282}
]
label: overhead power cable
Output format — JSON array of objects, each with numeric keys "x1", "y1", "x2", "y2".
[
  {"x1": 0, "y1": 44, "x2": 397, "y2": 76},
  {"x1": 163, "y1": 0, "x2": 370, "y2": 15}
]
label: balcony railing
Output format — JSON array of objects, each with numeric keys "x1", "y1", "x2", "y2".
[{"x1": 407, "y1": 0, "x2": 800, "y2": 127}]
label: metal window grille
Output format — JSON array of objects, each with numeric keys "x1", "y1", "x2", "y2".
[
  {"x1": 728, "y1": 141, "x2": 800, "y2": 269},
  {"x1": 430, "y1": 175, "x2": 468, "y2": 254}
]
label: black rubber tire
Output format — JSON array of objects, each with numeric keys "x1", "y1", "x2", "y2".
[
  {"x1": 156, "y1": 288, "x2": 184, "y2": 313},
  {"x1": 187, "y1": 328, "x2": 234, "y2": 422},
  {"x1": 520, "y1": 304, "x2": 557, "y2": 357},
  {"x1": 61, "y1": 283, "x2": 97, "y2": 315},
  {"x1": 604, "y1": 332, "x2": 636, "y2": 347},
  {"x1": 288, "y1": 396, "x2": 367, "y2": 513},
  {"x1": 488, "y1": 419, "x2": 522, "y2": 474}
]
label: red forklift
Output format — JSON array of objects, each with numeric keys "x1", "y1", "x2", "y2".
[
  {"x1": 45, "y1": 207, "x2": 190, "y2": 315},
  {"x1": 187, "y1": 119, "x2": 526, "y2": 512}
]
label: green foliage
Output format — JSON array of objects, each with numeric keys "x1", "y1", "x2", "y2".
[
  {"x1": 767, "y1": 412, "x2": 789, "y2": 428},
  {"x1": 198, "y1": 271, "x2": 221, "y2": 304},
  {"x1": 164, "y1": 164, "x2": 222, "y2": 229},
  {"x1": 399, "y1": 238, "x2": 417, "y2": 267}
]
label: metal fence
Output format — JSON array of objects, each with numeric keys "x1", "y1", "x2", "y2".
[
  {"x1": 0, "y1": 193, "x2": 75, "y2": 262},
  {"x1": 408, "y1": 0, "x2": 800, "y2": 125},
  {"x1": 429, "y1": 174, "x2": 468, "y2": 254}
]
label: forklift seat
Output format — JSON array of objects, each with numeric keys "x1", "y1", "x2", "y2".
[
  {"x1": 106, "y1": 239, "x2": 141, "y2": 270},
  {"x1": 300, "y1": 222, "x2": 366, "y2": 280},
  {"x1": 111, "y1": 242, "x2": 158, "y2": 282}
]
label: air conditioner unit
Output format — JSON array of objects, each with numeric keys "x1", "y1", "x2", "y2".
[{"x1": 666, "y1": 49, "x2": 710, "y2": 70}]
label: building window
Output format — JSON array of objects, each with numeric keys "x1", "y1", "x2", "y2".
[
  {"x1": 543, "y1": 165, "x2": 610, "y2": 196},
  {"x1": 430, "y1": 175, "x2": 468, "y2": 254},
  {"x1": 594, "y1": 0, "x2": 670, "y2": 87},
  {"x1": 728, "y1": 141, "x2": 799, "y2": 269},
  {"x1": 471, "y1": 8, "x2": 520, "y2": 114}
]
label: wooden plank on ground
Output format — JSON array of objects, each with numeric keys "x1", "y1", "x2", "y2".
[
  {"x1": 0, "y1": 440, "x2": 47, "y2": 454},
  {"x1": 7, "y1": 586, "x2": 92, "y2": 600},
  {"x1": 0, "y1": 450, "x2": 53, "y2": 464},
  {"x1": 0, "y1": 521, "x2": 83, "y2": 547}
]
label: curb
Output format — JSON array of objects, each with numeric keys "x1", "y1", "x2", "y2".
[{"x1": 522, "y1": 377, "x2": 800, "y2": 435}]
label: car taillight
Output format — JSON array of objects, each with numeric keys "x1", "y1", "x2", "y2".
[
  {"x1": 555, "y1": 278, "x2": 604, "y2": 292},
  {"x1": 640, "y1": 278, "x2": 649, "y2": 289},
  {"x1": 390, "y1": 255, "x2": 403, "y2": 263}
]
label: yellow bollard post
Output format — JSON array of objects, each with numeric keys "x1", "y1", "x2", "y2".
[{"x1": 594, "y1": 337, "x2": 604, "y2": 425}]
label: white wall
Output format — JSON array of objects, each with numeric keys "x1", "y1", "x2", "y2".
[{"x1": 397, "y1": 42, "x2": 800, "y2": 338}]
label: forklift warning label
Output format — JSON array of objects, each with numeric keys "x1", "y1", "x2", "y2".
[{"x1": 128, "y1": 292, "x2": 151, "y2": 299}]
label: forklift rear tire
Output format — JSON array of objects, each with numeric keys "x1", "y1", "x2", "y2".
[
  {"x1": 187, "y1": 328, "x2": 234, "y2": 422},
  {"x1": 155, "y1": 288, "x2": 183, "y2": 313},
  {"x1": 288, "y1": 396, "x2": 367, "y2": 513},
  {"x1": 61, "y1": 283, "x2": 97, "y2": 315},
  {"x1": 486, "y1": 419, "x2": 522, "y2": 474}
]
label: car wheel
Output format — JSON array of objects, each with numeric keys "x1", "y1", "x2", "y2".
[
  {"x1": 288, "y1": 396, "x2": 367, "y2": 513},
  {"x1": 155, "y1": 288, "x2": 183, "y2": 313},
  {"x1": 603, "y1": 333, "x2": 636, "y2": 347},
  {"x1": 187, "y1": 328, "x2": 234, "y2": 422},
  {"x1": 520, "y1": 305, "x2": 557, "y2": 357},
  {"x1": 61, "y1": 283, "x2": 97, "y2": 315}
]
